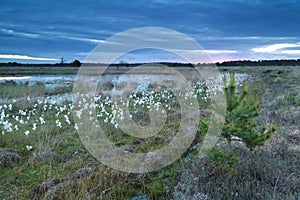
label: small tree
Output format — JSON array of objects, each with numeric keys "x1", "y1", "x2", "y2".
[
  {"x1": 221, "y1": 72, "x2": 276, "y2": 155},
  {"x1": 72, "y1": 60, "x2": 81, "y2": 67}
]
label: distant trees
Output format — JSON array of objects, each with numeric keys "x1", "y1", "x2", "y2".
[
  {"x1": 72, "y1": 60, "x2": 81, "y2": 67},
  {"x1": 119, "y1": 60, "x2": 129, "y2": 67},
  {"x1": 1, "y1": 59, "x2": 300, "y2": 67},
  {"x1": 60, "y1": 57, "x2": 65, "y2": 64},
  {"x1": 216, "y1": 59, "x2": 300, "y2": 67},
  {"x1": 0, "y1": 59, "x2": 82, "y2": 67}
]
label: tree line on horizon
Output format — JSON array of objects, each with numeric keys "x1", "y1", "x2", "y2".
[
  {"x1": 1, "y1": 59, "x2": 300, "y2": 67},
  {"x1": 215, "y1": 59, "x2": 300, "y2": 66}
]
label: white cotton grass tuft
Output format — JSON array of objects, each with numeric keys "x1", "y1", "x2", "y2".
[
  {"x1": 26, "y1": 145, "x2": 33, "y2": 151},
  {"x1": 24, "y1": 130, "x2": 30, "y2": 136}
]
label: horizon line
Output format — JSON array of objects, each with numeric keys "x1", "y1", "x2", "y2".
[{"x1": 1, "y1": 58, "x2": 300, "y2": 65}]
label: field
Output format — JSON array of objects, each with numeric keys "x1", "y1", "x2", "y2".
[{"x1": 0, "y1": 65, "x2": 299, "y2": 199}]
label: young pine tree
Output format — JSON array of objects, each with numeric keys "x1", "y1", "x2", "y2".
[{"x1": 221, "y1": 72, "x2": 276, "y2": 155}]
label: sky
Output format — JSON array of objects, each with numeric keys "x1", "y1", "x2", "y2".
[{"x1": 1, "y1": 0, "x2": 300, "y2": 63}]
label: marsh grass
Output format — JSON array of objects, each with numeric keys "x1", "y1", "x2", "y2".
[
  {"x1": 0, "y1": 66, "x2": 299, "y2": 199},
  {"x1": 0, "y1": 81, "x2": 47, "y2": 99},
  {"x1": 196, "y1": 137, "x2": 300, "y2": 199},
  {"x1": 0, "y1": 81, "x2": 72, "y2": 100},
  {"x1": 0, "y1": 95, "x2": 205, "y2": 200},
  {"x1": 0, "y1": 121, "x2": 190, "y2": 199}
]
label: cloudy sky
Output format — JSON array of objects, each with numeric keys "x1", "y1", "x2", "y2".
[{"x1": 1, "y1": 0, "x2": 300, "y2": 63}]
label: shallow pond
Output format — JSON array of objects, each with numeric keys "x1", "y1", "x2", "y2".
[
  {"x1": 0, "y1": 72, "x2": 250, "y2": 104},
  {"x1": 0, "y1": 75, "x2": 75, "y2": 88}
]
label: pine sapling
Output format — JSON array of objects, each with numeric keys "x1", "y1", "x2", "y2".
[{"x1": 222, "y1": 72, "x2": 276, "y2": 155}]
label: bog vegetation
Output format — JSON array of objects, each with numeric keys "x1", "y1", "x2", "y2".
[{"x1": 0, "y1": 66, "x2": 299, "y2": 199}]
